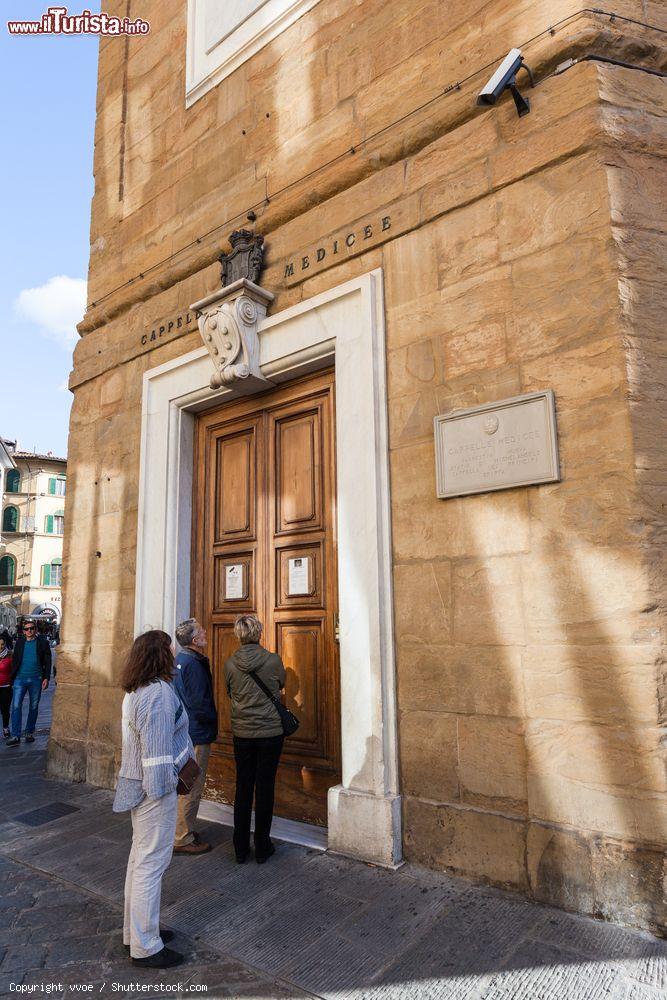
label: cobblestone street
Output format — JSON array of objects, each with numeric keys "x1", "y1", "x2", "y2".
[{"x1": 0, "y1": 691, "x2": 666, "y2": 999}]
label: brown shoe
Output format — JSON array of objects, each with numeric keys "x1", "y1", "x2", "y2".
[{"x1": 173, "y1": 840, "x2": 211, "y2": 855}]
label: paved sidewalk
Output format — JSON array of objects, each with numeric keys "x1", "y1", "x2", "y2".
[{"x1": 1, "y1": 701, "x2": 666, "y2": 999}]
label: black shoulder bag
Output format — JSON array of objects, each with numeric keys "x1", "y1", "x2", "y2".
[{"x1": 249, "y1": 672, "x2": 300, "y2": 737}]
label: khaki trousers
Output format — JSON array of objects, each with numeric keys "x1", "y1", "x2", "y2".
[{"x1": 174, "y1": 742, "x2": 211, "y2": 846}]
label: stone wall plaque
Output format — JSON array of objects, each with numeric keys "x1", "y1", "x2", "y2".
[{"x1": 434, "y1": 390, "x2": 560, "y2": 499}]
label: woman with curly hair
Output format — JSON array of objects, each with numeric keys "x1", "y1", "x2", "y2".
[{"x1": 113, "y1": 630, "x2": 194, "y2": 969}]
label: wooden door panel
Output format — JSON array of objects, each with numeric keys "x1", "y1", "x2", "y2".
[
  {"x1": 214, "y1": 427, "x2": 256, "y2": 543},
  {"x1": 194, "y1": 370, "x2": 339, "y2": 828},
  {"x1": 276, "y1": 620, "x2": 324, "y2": 754},
  {"x1": 274, "y1": 408, "x2": 323, "y2": 535}
]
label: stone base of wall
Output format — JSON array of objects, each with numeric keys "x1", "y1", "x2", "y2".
[
  {"x1": 48, "y1": 739, "x2": 119, "y2": 789},
  {"x1": 404, "y1": 798, "x2": 667, "y2": 936},
  {"x1": 46, "y1": 738, "x2": 87, "y2": 784}
]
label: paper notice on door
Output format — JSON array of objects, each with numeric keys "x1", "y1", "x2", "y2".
[
  {"x1": 225, "y1": 564, "x2": 245, "y2": 600},
  {"x1": 288, "y1": 557, "x2": 310, "y2": 596}
]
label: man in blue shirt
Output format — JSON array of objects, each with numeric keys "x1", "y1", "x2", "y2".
[
  {"x1": 7, "y1": 620, "x2": 51, "y2": 746},
  {"x1": 172, "y1": 618, "x2": 218, "y2": 854}
]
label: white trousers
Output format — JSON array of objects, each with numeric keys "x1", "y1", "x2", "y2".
[{"x1": 123, "y1": 790, "x2": 177, "y2": 958}]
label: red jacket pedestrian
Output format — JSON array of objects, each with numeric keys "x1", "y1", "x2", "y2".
[{"x1": 0, "y1": 638, "x2": 13, "y2": 738}]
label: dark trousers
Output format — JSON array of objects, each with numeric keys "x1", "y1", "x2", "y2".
[
  {"x1": 232, "y1": 734, "x2": 284, "y2": 857},
  {"x1": 0, "y1": 687, "x2": 11, "y2": 729}
]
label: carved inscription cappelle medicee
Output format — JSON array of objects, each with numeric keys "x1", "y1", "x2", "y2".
[{"x1": 283, "y1": 214, "x2": 392, "y2": 286}]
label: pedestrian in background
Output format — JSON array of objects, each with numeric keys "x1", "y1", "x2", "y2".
[
  {"x1": 6, "y1": 620, "x2": 51, "y2": 746},
  {"x1": 113, "y1": 629, "x2": 194, "y2": 970},
  {"x1": 224, "y1": 614, "x2": 286, "y2": 864},
  {"x1": 0, "y1": 634, "x2": 13, "y2": 740},
  {"x1": 172, "y1": 618, "x2": 218, "y2": 856}
]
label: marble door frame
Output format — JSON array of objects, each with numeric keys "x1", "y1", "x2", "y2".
[{"x1": 135, "y1": 268, "x2": 402, "y2": 867}]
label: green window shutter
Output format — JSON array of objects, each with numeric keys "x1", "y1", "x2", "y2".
[
  {"x1": 45, "y1": 514, "x2": 54, "y2": 534},
  {"x1": 48, "y1": 478, "x2": 56, "y2": 495},
  {"x1": 0, "y1": 557, "x2": 14, "y2": 586},
  {"x1": 42, "y1": 564, "x2": 51, "y2": 586},
  {"x1": 2, "y1": 507, "x2": 17, "y2": 532}
]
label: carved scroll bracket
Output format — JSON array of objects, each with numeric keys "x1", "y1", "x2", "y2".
[{"x1": 190, "y1": 278, "x2": 275, "y2": 393}]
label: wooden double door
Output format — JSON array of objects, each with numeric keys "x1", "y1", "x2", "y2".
[{"x1": 193, "y1": 369, "x2": 340, "y2": 826}]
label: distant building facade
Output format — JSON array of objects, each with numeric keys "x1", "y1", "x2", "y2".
[
  {"x1": 53, "y1": 0, "x2": 666, "y2": 936},
  {"x1": 0, "y1": 443, "x2": 67, "y2": 627},
  {"x1": 0, "y1": 439, "x2": 16, "y2": 556},
  {"x1": 0, "y1": 440, "x2": 17, "y2": 636}
]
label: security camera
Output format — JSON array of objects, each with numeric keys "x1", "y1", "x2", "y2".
[
  {"x1": 477, "y1": 48, "x2": 534, "y2": 117},
  {"x1": 477, "y1": 49, "x2": 524, "y2": 105}
]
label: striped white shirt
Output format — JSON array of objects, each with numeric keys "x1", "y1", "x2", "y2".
[{"x1": 112, "y1": 679, "x2": 193, "y2": 812}]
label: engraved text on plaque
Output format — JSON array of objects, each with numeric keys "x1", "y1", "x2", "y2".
[{"x1": 434, "y1": 390, "x2": 560, "y2": 499}]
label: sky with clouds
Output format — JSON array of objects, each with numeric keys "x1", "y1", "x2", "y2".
[{"x1": 0, "y1": 1, "x2": 101, "y2": 457}]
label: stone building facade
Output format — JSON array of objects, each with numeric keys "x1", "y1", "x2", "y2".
[
  {"x1": 51, "y1": 0, "x2": 667, "y2": 934},
  {"x1": 1, "y1": 447, "x2": 67, "y2": 625},
  {"x1": 0, "y1": 439, "x2": 17, "y2": 554}
]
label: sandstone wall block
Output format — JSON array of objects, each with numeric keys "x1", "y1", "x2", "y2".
[
  {"x1": 403, "y1": 797, "x2": 528, "y2": 889},
  {"x1": 452, "y1": 556, "x2": 525, "y2": 646},
  {"x1": 396, "y1": 643, "x2": 524, "y2": 719},
  {"x1": 393, "y1": 561, "x2": 451, "y2": 645},
  {"x1": 50, "y1": 683, "x2": 89, "y2": 745},
  {"x1": 46, "y1": 739, "x2": 87, "y2": 784},
  {"x1": 527, "y1": 823, "x2": 596, "y2": 915},
  {"x1": 458, "y1": 715, "x2": 528, "y2": 814},
  {"x1": 399, "y1": 710, "x2": 459, "y2": 802}
]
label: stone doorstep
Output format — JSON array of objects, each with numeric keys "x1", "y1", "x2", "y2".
[{"x1": 199, "y1": 797, "x2": 328, "y2": 851}]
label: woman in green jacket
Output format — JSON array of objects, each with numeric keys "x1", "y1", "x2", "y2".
[{"x1": 224, "y1": 615, "x2": 286, "y2": 864}]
